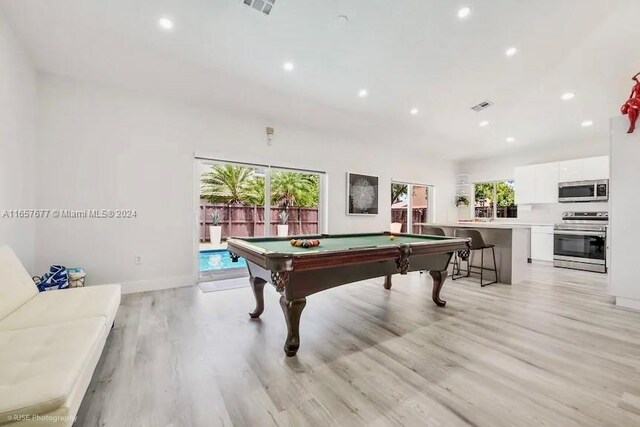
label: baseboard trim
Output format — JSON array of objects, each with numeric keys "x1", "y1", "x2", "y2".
[
  {"x1": 530, "y1": 259, "x2": 554, "y2": 265},
  {"x1": 121, "y1": 275, "x2": 197, "y2": 294},
  {"x1": 616, "y1": 297, "x2": 640, "y2": 311}
]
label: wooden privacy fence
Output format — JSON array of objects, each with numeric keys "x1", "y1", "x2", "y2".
[
  {"x1": 200, "y1": 201, "x2": 319, "y2": 241},
  {"x1": 475, "y1": 206, "x2": 517, "y2": 218},
  {"x1": 391, "y1": 208, "x2": 428, "y2": 233}
]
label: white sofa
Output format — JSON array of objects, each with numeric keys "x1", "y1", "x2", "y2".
[{"x1": 0, "y1": 246, "x2": 120, "y2": 426}]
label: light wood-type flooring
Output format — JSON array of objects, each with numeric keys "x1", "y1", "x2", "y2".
[{"x1": 76, "y1": 264, "x2": 640, "y2": 426}]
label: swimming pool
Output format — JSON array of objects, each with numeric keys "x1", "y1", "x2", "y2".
[{"x1": 199, "y1": 250, "x2": 247, "y2": 272}]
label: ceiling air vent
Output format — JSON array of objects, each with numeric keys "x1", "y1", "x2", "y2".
[
  {"x1": 471, "y1": 100, "x2": 494, "y2": 112},
  {"x1": 242, "y1": 0, "x2": 276, "y2": 16}
]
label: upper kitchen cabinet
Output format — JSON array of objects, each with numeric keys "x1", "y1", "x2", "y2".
[
  {"x1": 582, "y1": 156, "x2": 609, "y2": 180},
  {"x1": 514, "y1": 166, "x2": 535, "y2": 204},
  {"x1": 558, "y1": 156, "x2": 609, "y2": 182},
  {"x1": 557, "y1": 159, "x2": 584, "y2": 182},
  {"x1": 535, "y1": 162, "x2": 559, "y2": 203},
  {"x1": 514, "y1": 162, "x2": 558, "y2": 204},
  {"x1": 506, "y1": 156, "x2": 608, "y2": 206}
]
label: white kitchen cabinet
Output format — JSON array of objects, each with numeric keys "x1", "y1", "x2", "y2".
[
  {"x1": 582, "y1": 156, "x2": 609, "y2": 180},
  {"x1": 505, "y1": 156, "x2": 607, "y2": 206},
  {"x1": 514, "y1": 162, "x2": 558, "y2": 204},
  {"x1": 558, "y1": 159, "x2": 584, "y2": 182},
  {"x1": 530, "y1": 226, "x2": 554, "y2": 262},
  {"x1": 534, "y1": 162, "x2": 558, "y2": 203},
  {"x1": 558, "y1": 156, "x2": 609, "y2": 182},
  {"x1": 514, "y1": 166, "x2": 536, "y2": 204}
]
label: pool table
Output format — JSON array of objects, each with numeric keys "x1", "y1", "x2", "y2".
[{"x1": 227, "y1": 232, "x2": 470, "y2": 356}]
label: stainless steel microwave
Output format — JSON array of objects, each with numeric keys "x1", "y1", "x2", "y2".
[{"x1": 558, "y1": 180, "x2": 609, "y2": 203}]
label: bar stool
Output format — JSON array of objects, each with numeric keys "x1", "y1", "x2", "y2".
[
  {"x1": 420, "y1": 226, "x2": 446, "y2": 236},
  {"x1": 452, "y1": 229, "x2": 498, "y2": 287}
]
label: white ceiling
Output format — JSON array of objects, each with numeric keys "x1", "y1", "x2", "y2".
[{"x1": 1, "y1": 0, "x2": 639, "y2": 160}]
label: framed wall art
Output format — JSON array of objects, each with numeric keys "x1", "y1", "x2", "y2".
[{"x1": 347, "y1": 172, "x2": 379, "y2": 215}]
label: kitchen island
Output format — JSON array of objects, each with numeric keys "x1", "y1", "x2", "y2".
[{"x1": 414, "y1": 223, "x2": 531, "y2": 285}]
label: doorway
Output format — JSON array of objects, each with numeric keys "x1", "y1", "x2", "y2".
[
  {"x1": 391, "y1": 181, "x2": 435, "y2": 233},
  {"x1": 196, "y1": 158, "x2": 326, "y2": 282}
]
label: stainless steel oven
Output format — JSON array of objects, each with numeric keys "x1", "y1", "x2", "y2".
[
  {"x1": 558, "y1": 180, "x2": 608, "y2": 203},
  {"x1": 553, "y1": 212, "x2": 607, "y2": 273}
]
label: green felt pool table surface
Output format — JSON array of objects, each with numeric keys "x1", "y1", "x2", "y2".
[{"x1": 234, "y1": 233, "x2": 452, "y2": 254}]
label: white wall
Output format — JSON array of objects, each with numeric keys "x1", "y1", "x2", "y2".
[
  {"x1": 35, "y1": 75, "x2": 456, "y2": 292},
  {"x1": 609, "y1": 115, "x2": 640, "y2": 310},
  {"x1": 0, "y1": 15, "x2": 37, "y2": 270},
  {"x1": 456, "y1": 140, "x2": 610, "y2": 224}
]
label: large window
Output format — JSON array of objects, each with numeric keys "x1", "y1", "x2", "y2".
[
  {"x1": 268, "y1": 169, "x2": 320, "y2": 236},
  {"x1": 391, "y1": 182, "x2": 434, "y2": 232},
  {"x1": 197, "y1": 159, "x2": 325, "y2": 280},
  {"x1": 474, "y1": 180, "x2": 517, "y2": 219}
]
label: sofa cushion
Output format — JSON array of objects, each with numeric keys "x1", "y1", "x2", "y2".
[
  {"x1": 0, "y1": 247, "x2": 38, "y2": 321},
  {"x1": 0, "y1": 318, "x2": 106, "y2": 424},
  {"x1": 0, "y1": 285, "x2": 121, "y2": 332}
]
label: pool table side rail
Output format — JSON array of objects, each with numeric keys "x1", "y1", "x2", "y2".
[{"x1": 227, "y1": 233, "x2": 470, "y2": 273}]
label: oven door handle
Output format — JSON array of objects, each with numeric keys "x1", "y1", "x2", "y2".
[{"x1": 554, "y1": 230, "x2": 606, "y2": 237}]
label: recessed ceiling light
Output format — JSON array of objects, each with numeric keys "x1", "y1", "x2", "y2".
[
  {"x1": 561, "y1": 92, "x2": 575, "y2": 101},
  {"x1": 283, "y1": 62, "x2": 295, "y2": 72},
  {"x1": 505, "y1": 47, "x2": 518, "y2": 57},
  {"x1": 358, "y1": 89, "x2": 368, "y2": 98},
  {"x1": 581, "y1": 120, "x2": 594, "y2": 127},
  {"x1": 410, "y1": 108, "x2": 419, "y2": 116},
  {"x1": 479, "y1": 120, "x2": 489, "y2": 127},
  {"x1": 334, "y1": 15, "x2": 349, "y2": 28},
  {"x1": 457, "y1": 6, "x2": 471, "y2": 19},
  {"x1": 506, "y1": 137, "x2": 516, "y2": 142},
  {"x1": 158, "y1": 17, "x2": 174, "y2": 31}
]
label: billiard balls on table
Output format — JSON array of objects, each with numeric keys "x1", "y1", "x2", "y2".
[
  {"x1": 290, "y1": 239, "x2": 320, "y2": 248},
  {"x1": 389, "y1": 235, "x2": 396, "y2": 240}
]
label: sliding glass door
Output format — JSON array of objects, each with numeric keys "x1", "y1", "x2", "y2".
[
  {"x1": 411, "y1": 185, "x2": 430, "y2": 233},
  {"x1": 197, "y1": 159, "x2": 325, "y2": 280},
  {"x1": 391, "y1": 183, "x2": 409, "y2": 232},
  {"x1": 269, "y1": 168, "x2": 321, "y2": 237},
  {"x1": 391, "y1": 182, "x2": 435, "y2": 234},
  {"x1": 198, "y1": 161, "x2": 265, "y2": 278}
]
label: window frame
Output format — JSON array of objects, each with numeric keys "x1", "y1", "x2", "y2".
[
  {"x1": 391, "y1": 181, "x2": 436, "y2": 232},
  {"x1": 473, "y1": 179, "x2": 517, "y2": 220}
]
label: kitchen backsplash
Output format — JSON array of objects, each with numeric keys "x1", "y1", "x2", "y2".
[{"x1": 512, "y1": 202, "x2": 609, "y2": 224}]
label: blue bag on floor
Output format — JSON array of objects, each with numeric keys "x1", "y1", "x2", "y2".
[{"x1": 35, "y1": 265, "x2": 69, "y2": 292}]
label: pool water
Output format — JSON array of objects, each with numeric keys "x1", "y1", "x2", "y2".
[{"x1": 199, "y1": 250, "x2": 247, "y2": 272}]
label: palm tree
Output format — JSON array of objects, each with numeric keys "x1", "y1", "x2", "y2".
[
  {"x1": 201, "y1": 165, "x2": 258, "y2": 205},
  {"x1": 270, "y1": 172, "x2": 317, "y2": 207},
  {"x1": 244, "y1": 175, "x2": 265, "y2": 205}
]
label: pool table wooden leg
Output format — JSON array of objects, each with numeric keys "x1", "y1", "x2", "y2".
[
  {"x1": 249, "y1": 276, "x2": 267, "y2": 319},
  {"x1": 279, "y1": 296, "x2": 306, "y2": 357},
  {"x1": 429, "y1": 270, "x2": 448, "y2": 307},
  {"x1": 383, "y1": 275, "x2": 392, "y2": 290}
]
